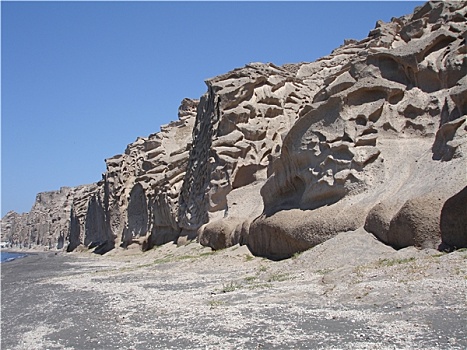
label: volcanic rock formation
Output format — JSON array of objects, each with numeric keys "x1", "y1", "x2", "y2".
[
  {"x1": 2, "y1": 1, "x2": 466, "y2": 259},
  {"x1": 2, "y1": 187, "x2": 78, "y2": 250},
  {"x1": 249, "y1": 0, "x2": 467, "y2": 258}
]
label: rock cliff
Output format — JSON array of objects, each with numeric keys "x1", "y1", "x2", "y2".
[
  {"x1": 2, "y1": 187, "x2": 78, "y2": 249},
  {"x1": 2, "y1": 1, "x2": 466, "y2": 258},
  {"x1": 249, "y1": 0, "x2": 467, "y2": 258}
]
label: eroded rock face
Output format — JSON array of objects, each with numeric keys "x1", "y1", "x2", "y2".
[
  {"x1": 440, "y1": 186, "x2": 467, "y2": 249},
  {"x1": 1, "y1": 99, "x2": 198, "y2": 252},
  {"x1": 1, "y1": 1, "x2": 465, "y2": 257},
  {"x1": 178, "y1": 63, "x2": 316, "y2": 245},
  {"x1": 2, "y1": 187, "x2": 76, "y2": 250},
  {"x1": 248, "y1": 0, "x2": 467, "y2": 258},
  {"x1": 66, "y1": 183, "x2": 114, "y2": 253},
  {"x1": 97, "y1": 97, "x2": 198, "y2": 249}
]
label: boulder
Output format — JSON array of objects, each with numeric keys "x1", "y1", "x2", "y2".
[
  {"x1": 440, "y1": 187, "x2": 467, "y2": 249},
  {"x1": 198, "y1": 217, "x2": 245, "y2": 251}
]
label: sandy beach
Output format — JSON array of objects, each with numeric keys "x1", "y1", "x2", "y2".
[{"x1": 2, "y1": 230, "x2": 466, "y2": 349}]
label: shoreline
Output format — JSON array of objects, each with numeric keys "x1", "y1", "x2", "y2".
[{"x1": 2, "y1": 230, "x2": 466, "y2": 349}]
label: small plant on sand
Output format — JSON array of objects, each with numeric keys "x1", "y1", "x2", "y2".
[
  {"x1": 153, "y1": 252, "x2": 213, "y2": 264},
  {"x1": 267, "y1": 273, "x2": 291, "y2": 282},
  {"x1": 258, "y1": 265, "x2": 268, "y2": 273},
  {"x1": 292, "y1": 252, "x2": 302, "y2": 259},
  {"x1": 153, "y1": 255, "x2": 175, "y2": 265},
  {"x1": 244, "y1": 254, "x2": 254, "y2": 262},
  {"x1": 243, "y1": 275, "x2": 272, "y2": 289},
  {"x1": 177, "y1": 254, "x2": 199, "y2": 261},
  {"x1": 377, "y1": 257, "x2": 416, "y2": 267},
  {"x1": 136, "y1": 262, "x2": 154, "y2": 269},
  {"x1": 244, "y1": 275, "x2": 257, "y2": 283},
  {"x1": 200, "y1": 251, "x2": 216, "y2": 257},
  {"x1": 221, "y1": 281, "x2": 241, "y2": 293},
  {"x1": 207, "y1": 299, "x2": 225, "y2": 309},
  {"x1": 247, "y1": 282, "x2": 272, "y2": 290}
]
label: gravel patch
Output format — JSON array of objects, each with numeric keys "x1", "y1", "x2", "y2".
[{"x1": 2, "y1": 236, "x2": 466, "y2": 349}]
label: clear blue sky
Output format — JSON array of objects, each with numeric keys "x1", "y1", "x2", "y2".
[{"x1": 1, "y1": 1, "x2": 424, "y2": 216}]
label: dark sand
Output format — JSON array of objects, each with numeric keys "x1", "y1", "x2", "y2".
[
  {"x1": 1, "y1": 252, "x2": 119, "y2": 350},
  {"x1": 1, "y1": 233, "x2": 466, "y2": 349}
]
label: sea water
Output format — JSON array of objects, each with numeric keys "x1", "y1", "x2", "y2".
[{"x1": 0, "y1": 252, "x2": 27, "y2": 263}]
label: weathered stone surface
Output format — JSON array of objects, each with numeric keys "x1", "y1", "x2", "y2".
[
  {"x1": 178, "y1": 62, "x2": 316, "y2": 249},
  {"x1": 440, "y1": 186, "x2": 467, "y2": 249},
  {"x1": 2, "y1": 187, "x2": 78, "y2": 250},
  {"x1": 67, "y1": 183, "x2": 115, "y2": 253},
  {"x1": 248, "y1": 0, "x2": 467, "y2": 258},
  {"x1": 1, "y1": 98, "x2": 198, "y2": 252},
  {"x1": 1, "y1": 1, "x2": 465, "y2": 258},
  {"x1": 198, "y1": 217, "x2": 244, "y2": 251},
  {"x1": 103, "y1": 97, "x2": 198, "y2": 249}
]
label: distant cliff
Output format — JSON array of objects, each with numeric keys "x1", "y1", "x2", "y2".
[{"x1": 2, "y1": 1, "x2": 466, "y2": 258}]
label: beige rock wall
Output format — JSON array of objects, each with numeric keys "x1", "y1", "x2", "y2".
[
  {"x1": 248, "y1": 0, "x2": 467, "y2": 259},
  {"x1": 179, "y1": 63, "x2": 317, "y2": 247},
  {"x1": 91, "y1": 97, "x2": 198, "y2": 250},
  {"x1": 2, "y1": 187, "x2": 75, "y2": 250}
]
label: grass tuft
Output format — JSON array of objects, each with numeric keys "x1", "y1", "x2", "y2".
[
  {"x1": 267, "y1": 273, "x2": 291, "y2": 282},
  {"x1": 244, "y1": 254, "x2": 254, "y2": 262},
  {"x1": 221, "y1": 281, "x2": 241, "y2": 293},
  {"x1": 377, "y1": 257, "x2": 416, "y2": 267},
  {"x1": 244, "y1": 276, "x2": 257, "y2": 283},
  {"x1": 291, "y1": 251, "x2": 302, "y2": 259},
  {"x1": 207, "y1": 299, "x2": 225, "y2": 309}
]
